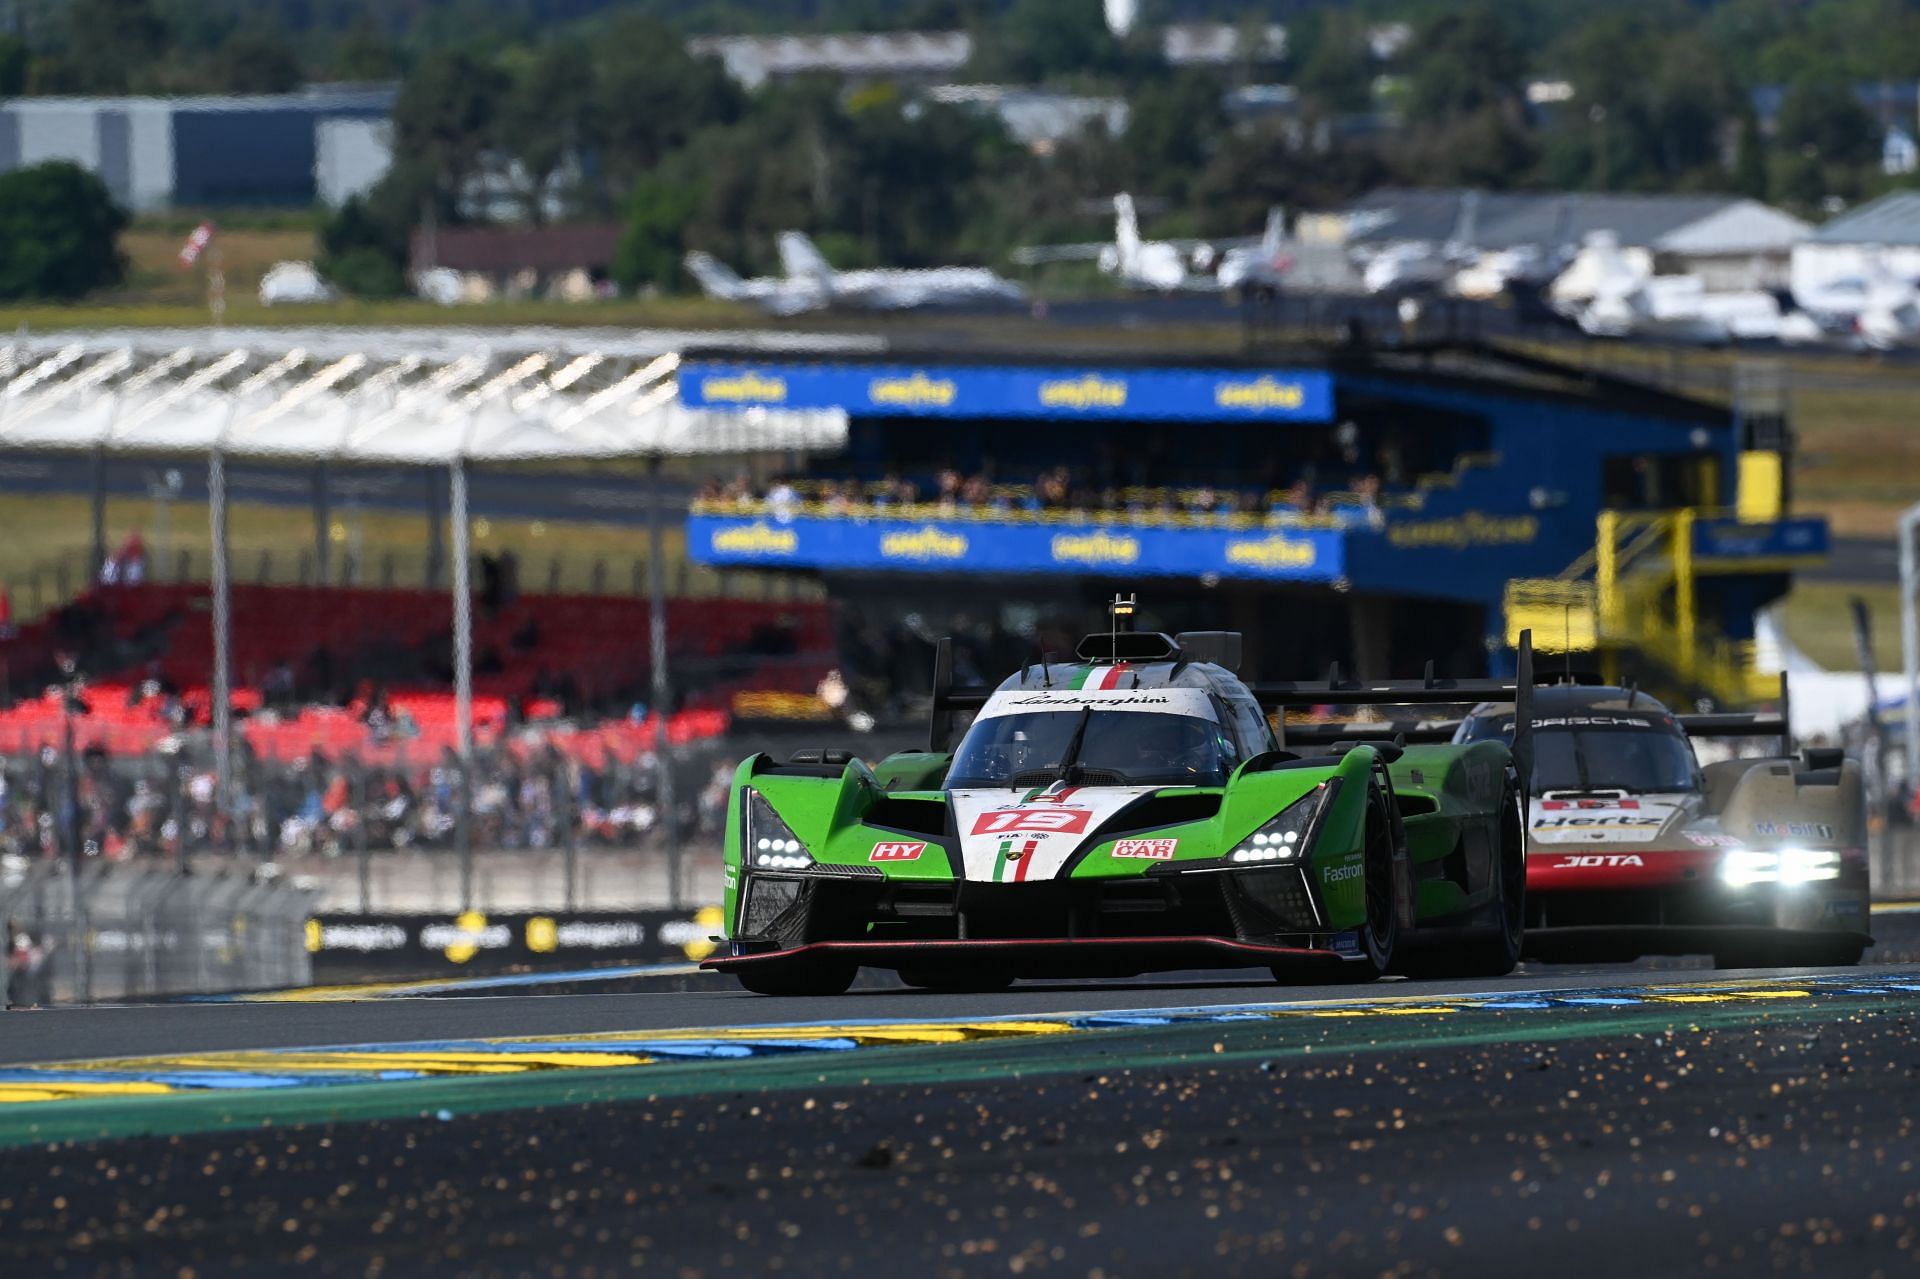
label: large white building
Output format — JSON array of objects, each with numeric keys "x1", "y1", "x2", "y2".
[{"x1": 0, "y1": 86, "x2": 394, "y2": 212}]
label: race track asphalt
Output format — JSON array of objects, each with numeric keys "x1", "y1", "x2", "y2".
[{"x1": 4, "y1": 932, "x2": 1920, "y2": 1276}]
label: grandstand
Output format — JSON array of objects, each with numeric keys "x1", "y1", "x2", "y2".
[{"x1": 682, "y1": 343, "x2": 1827, "y2": 706}]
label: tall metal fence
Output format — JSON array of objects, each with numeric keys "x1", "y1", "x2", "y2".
[{"x1": 1, "y1": 857, "x2": 315, "y2": 1006}]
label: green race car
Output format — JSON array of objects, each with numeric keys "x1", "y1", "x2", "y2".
[{"x1": 706, "y1": 604, "x2": 1537, "y2": 995}]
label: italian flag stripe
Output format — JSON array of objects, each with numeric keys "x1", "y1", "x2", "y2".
[
  {"x1": 1068, "y1": 667, "x2": 1095, "y2": 690},
  {"x1": 1097, "y1": 663, "x2": 1132, "y2": 690}
]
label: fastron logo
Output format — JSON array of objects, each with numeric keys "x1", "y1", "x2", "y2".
[
  {"x1": 870, "y1": 841, "x2": 927, "y2": 862},
  {"x1": 1112, "y1": 838, "x2": 1178, "y2": 860},
  {"x1": 1322, "y1": 861, "x2": 1363, "y2": 883},
  {"x1": 1548, "y1": 854, "x2": 1645, "y2": 868},
  {"x1": 971, "y1": 809, "x2": 1092, "y2": 835}
]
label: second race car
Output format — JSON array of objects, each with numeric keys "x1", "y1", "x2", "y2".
[{"x1": 1452, "y1": 683, "x2": 1871, "y2": 967}]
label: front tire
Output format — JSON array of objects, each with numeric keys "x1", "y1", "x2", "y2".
[
  {"x1": 735, "y1": 958, "x2": 858, "y2": 996},
  {"x1": 1401, "y1": 783, "x2": 1525, "y2": 980},
  {"x1": 1284, "y1": 784, "x2": 1399, "y2": 985}
]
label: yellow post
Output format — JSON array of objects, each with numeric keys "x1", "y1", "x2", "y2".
[
  {"x1": 1595, "y1": 510, "x2": 1621, "y2": 639},
  {"x1": 1673, "y1": 508, "x2": 1697, "y2": 683}
]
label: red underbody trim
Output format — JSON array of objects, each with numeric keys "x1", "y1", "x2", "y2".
[
  {"x1": 703, "y1": 934, "x2": 1344, "y2": 972},
  {"x1": 1526, "y1": 847, "x2": 1723, "y2": 891}
]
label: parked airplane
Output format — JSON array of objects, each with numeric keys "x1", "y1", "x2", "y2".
[
  {"x1": 1794, "y1": 254, "x2": 1920, "y2": 350},
  {"x1": 775, "y1": 233, "x2": 1027, "y2": 310},
  {"x1": 684, "y1": 237, "x2": 1025, "y2": 314},
  {"x1": 1214, "y1": 208, "x2": 1292, "y2": 293},
  {"x1": 682, "y1": 251, "x2": 826, "y2": 316},
  {"x1": 1013, "y1": 194, "x2": 1234, "y2": 293},
  {"x1": 1550, "y1": 231, "x2": 1799, "y2": 344}
]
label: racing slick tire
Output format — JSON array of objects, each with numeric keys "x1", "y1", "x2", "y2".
[
  {"x1": 1398, "y1": 783, "x2": 1526, "y2": 980},
  {"x1": 898, "y1": 969, "x2": 1016, "y2": 993},
  {"x1": 735, "y1": 958, "x2": 859, "y2": 997},
  {"x1": 1284, "y1": 784, "x2": 1400, "y2": 985}
]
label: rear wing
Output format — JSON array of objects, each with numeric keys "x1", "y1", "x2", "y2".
[
  {"x1": 1676, "y1": 673, "x2": 1792, "y2": 747},
  {"x1": 929, "y1": 637, "x2": 993, "y2": 753},
  {"x1": 1251, "y1": 630, "x2": 1538, "y2": 793}
]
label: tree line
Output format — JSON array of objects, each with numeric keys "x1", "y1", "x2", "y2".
[{"x1": 6, "y1": 1, "x2": 1920, "y2": 300}]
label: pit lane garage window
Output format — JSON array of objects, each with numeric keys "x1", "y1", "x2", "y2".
[
  {"x1": 948, "y1": 711, "x2": 1236, "y2": 788},
  {"x1": 1461, "y1": 715, "x2": 1700, "y2": 794}
]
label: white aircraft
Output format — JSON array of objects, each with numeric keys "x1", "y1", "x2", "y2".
[
  {"x1": 683, "y1": 237, "x2": 1024, "y2": 314},
  {"x1": 774, "y1": 233, "x2": 1026, "y2": 311},
  {"x1": 683, "y1": 251, "x2": 828, "y2": 316},
  {"x1": 1794, "y1": 254, "x2": 1920, "y2": 350},
  {"x1": 1013, "y1": 194, "x2": 1236, "y2": 293},
  {"x1": 1552, "y1": 231, "x2": 1795, "y2": 344},
  {"x1": 1214, "y1": 208, "x2": 1292, "y2": 293}
]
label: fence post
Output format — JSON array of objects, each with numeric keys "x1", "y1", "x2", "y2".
[
  {"x1": 558, "y1": 751, "x2": 578, "y2": 912},
  {"x1": 354, "y1": 760, "x2": 372, "y2": 914}
]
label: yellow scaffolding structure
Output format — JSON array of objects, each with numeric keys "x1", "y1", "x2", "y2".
[{"x1": 1505, "y1": 508, "x2": 1794, "y2": 707}]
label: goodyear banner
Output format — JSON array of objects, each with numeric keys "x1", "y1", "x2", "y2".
[
  {"x1": 680, "y1": 361, "x2": 1335, "y2": 423},
  {"x1": 690, "y1": 514, "x2": 1343, "y2": 581}
]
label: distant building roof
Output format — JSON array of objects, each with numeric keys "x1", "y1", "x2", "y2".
[
  {"x1": 690, "y1": 31, "x2": 971, "y2": 88},
  {"x1": 1163, "y1": 22, "x2": 1287, "y2": 65},
  {"x1": 1, "y1": 86, "x2": 395, "y2": 113},
  {"x1": 413, "y1": 225, "x2": 623, "y2": 274},
  {"x1": 1808, "y1": 191, "x2": 1920, "y2": 246},
  {"x1": 1343, "y1": 189, "x2": 1805, "y2": 254},
  {"x1": 1655, "y1": 202, "x2": 1811, "y2": 256}
]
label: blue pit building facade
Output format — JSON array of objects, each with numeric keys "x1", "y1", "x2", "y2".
[{"x1": 681, "y1": 344, "x2": 1823, "y2": 699}]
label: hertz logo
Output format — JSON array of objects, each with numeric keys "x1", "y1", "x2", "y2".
[
  {"x1": 868, "y1": 372, "x2": 957, "y2": 407},
  {"x1": 879, "y1": 526, "x2": 969, "y2": 560},
  {"x1": 1050, "y1": 531, "x2": 1140, "y2": 565},
  {"x1": 699, "y1": 372, "x2": 788, "y2": 403},
  {"x1": 711, "y1": 523, "x2": 798, "y2": 554},
  {"x1": 1037, "y1": 375, "x2": 1128, "y2": 410},
  {"x1": 1214, "y1": 376, "x2": 1306, "y2": 410},
  {"x1": 1224, "y1": 535, "x2": 1319, "y2": 570}
]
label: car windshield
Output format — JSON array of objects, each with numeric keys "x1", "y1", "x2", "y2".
[
  {"x1": 1462, "y1": 715, "x2": 1697, "y2": 793},
  {"x1": 947, "y1": 711, "x2": 1233, "y2": 788}
]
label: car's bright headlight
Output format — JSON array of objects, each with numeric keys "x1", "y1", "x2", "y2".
[
  {"x1": 747, "y1": 790, "x2": 814, "y2": 871},
  {"x1": 1721, "y1": 846, "x2": 1839, "y2": 887},
  {"x1": 1229, "y1": 789, "x2": 1324, "y2": 864}
]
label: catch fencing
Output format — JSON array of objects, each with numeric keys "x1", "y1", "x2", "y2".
[{"x1": 1, "y1": 856, "x2": 316, "y2": 1006}]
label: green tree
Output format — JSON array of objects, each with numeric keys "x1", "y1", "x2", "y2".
[
  {"x1": 0, "y1": 162, "x2": 127, "y2": 301},
  {"x1": 62, "y1": 0, "x2": 168, "y2": 92},
  {"x1": 1404, "y1": 2, "x2": 1525, "y2": 123},
  {"x1": 613, "y1": 172, "x2": 701, "y2": 293},
  {"x1": 497, "y1": 41, "x2": 595, "y2": 223},
  {"x1": 1733, "y1": 110, "x2": 1769, "y2": 199},
  {"x1": 591, "y1": 18, "x2": 744, "y2": 200},
  {"x1": 1776, "y1": 76, "x2": 1881, "y2": 168},
  {"x1": 332, "y1": 17, "x2": 402, "y2": 81},
  {"x1": 392, "y1": 50, "x2": 507, "y2": 221},
  {"x1": 208, "y1": 29, "x2": 304, "y2": 94},
  {"x1": 1293, "y1": 11, "x2": 1373, "y2": 116},
  {"x1": 0, "y1": 35, "x2": 27, "y2": 96},
  {"x1": 1123, "y1": 71, "x2": 1230, "y2": 201},
  {"x1": 971, "y1": 0, "x2": 1122, "y2": 82}
]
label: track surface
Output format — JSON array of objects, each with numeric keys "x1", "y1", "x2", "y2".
[{"x1": 5, "y1": 937, "x2": 1920, "y2": 1276}]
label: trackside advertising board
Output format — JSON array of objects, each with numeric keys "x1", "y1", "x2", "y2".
[
  {"x1": 688, "y1": 514, "x2": 1345, "y2": 581},
  {"x1": 306, "y1": 909, "x2": 723, "y2": 976},
  {"x1": 679, "y1": 362, "x2": 1335, "y2": 422}
]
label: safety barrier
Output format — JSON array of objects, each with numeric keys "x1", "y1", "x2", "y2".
[{"x1": 1, "y1": 858, "x2": 316, "y2": 1006}]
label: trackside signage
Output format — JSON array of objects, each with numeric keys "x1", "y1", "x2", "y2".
[{"x1": 680, "y1": 362, "x2": 1335, "y2": 423}]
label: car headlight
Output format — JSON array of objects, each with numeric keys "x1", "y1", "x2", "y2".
[
  {"x1": 1229, "y1": 788, "x2": 1325, "y2": 864},
  {"x1": 747, "y1": 790, "x2": 813, "y2": 871},
  {"x1": 1721, "y1": 846, "x2": 1839, "y2": 887}
]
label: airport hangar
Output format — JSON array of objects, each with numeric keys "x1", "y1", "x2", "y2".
[{"x1": 680, "y1": 341, "x2": 1823, "y2": 692}]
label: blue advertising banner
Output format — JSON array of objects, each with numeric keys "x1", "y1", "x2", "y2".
[
  {"x1": 1692, "y1": 517, "x2": 1829, "y2": 562},
  {"x1": 679, "y1": 362, "x2": 1335, "y2": 423},
  {"x1": 688, "y1": 514, "x2": 1345, "y2": 582}
]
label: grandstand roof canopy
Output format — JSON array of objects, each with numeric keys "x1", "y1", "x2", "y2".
[{"x1": 0, "y1": 337, "x2": 850, "y2": 463}]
